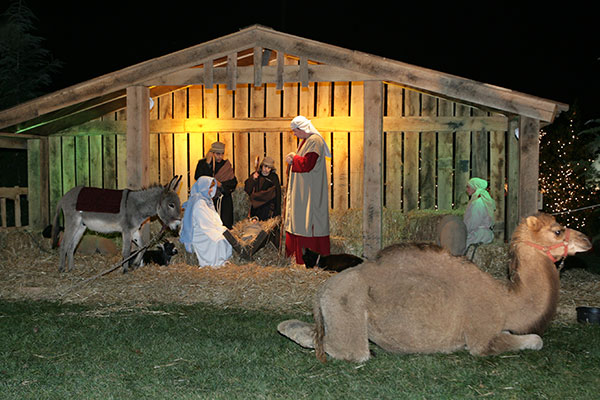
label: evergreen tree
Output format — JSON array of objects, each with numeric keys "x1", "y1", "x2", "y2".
[
  {"x1": 0, "y1": 0, "x2": 61, "y2": 109},
  {"x1": 539, "y1": 103, "x2": 600, "y2": 235}
]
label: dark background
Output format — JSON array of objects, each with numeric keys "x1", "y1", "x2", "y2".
[{"x1": 17, "y1": 1, "x2": 599, "y2": 121}]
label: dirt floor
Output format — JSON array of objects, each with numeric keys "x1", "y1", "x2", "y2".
[{"x1": 1, "y1": 227, "x2": 599, "y2": 325}]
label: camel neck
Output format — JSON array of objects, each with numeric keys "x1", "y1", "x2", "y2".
[{"x1": 505, "y1": 245, "x2": 560, "y2": 334}]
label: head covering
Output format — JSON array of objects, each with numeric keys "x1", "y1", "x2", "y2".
[
  {"x1": 180, "y1": 176, "x2": 216, "y2": 248},
  {"x1": 209, "y1": 141, "x2": 225, "y2": 153},
  {"x1": 261, "y1": 156, "x2": 275, "y2": 169},
  {"x1": 290, "y1": 115, "x2": 332, "y2": 158},
  {"x1": 467, "y1": 177, "x2": 496, "y2": 219}
]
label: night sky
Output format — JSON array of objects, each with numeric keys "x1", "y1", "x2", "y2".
[{"x1": 17, "y1": 1, "x2": 600, "y2": 121}]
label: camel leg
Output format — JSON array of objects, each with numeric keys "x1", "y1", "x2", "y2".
[
  {"x1": 470, "y1": 331, "x2": 543, "y2": 356},
  {"x1": 277, "y1": 320, "x2": 316, "y2": 348},
  {"x1": 317, "y1": 270, "x2": 370, "y2": 362}
]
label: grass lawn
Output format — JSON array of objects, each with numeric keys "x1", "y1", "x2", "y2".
[{"x1": 1, "y1": 300, "x2": 599, "y2": 399}]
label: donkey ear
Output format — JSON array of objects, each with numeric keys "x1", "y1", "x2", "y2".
[{"x1": 166, "y1": 175, "x2": 182, "y2": 192}]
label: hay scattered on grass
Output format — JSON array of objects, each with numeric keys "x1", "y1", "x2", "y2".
[{"x1": 1, "y1": 226, "x2": 599, "y2": 325}]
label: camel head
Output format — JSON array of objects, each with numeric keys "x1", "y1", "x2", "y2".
[{"x1": 512, "y1": 213, "x2": 592, "y2": 262}]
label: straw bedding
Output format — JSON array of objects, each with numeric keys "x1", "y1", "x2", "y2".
[{"x1": 1, "y1": 226, "x2": 598, "y2": 325}]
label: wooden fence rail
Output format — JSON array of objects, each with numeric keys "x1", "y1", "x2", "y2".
[{"x1": 0, "y1": 187, "x2": 27, "y2": 227}]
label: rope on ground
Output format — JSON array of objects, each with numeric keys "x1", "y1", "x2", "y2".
[{"x1": 59, "y1": 227, "x2": 167, "y2": 298}]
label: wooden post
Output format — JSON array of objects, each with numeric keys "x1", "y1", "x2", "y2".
[
  {"x1": 126, "y1": 86, "x2": 150, "y2": 189},
  {"x1": 27, "y1": 138, "x2": 49, "y2": 229},
  {"x1": 363, "y1": 81, "x2": 383, "y2": 259},
  {"x1": 518, "y1": 116, "x2": 540, "y2": 220},
  {"x1": 506, "y1": 117, "x2": 520, "y2": 238}
]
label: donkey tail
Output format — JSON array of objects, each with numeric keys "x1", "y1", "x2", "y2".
[{"x1": 51, "y1": 201, "x2": 62, "y2": 248}]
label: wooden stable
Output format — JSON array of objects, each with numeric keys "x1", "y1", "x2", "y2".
[{"x1": 0, "y1": 25, "x2": 567, "y2": 258}]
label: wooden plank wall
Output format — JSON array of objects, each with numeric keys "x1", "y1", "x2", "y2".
[{"x1": 47, "y1": 83, "x2": 510, "y2": 239}]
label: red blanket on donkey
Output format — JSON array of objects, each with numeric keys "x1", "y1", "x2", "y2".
[{"x1": 75, "y1": 187, "x2": 124, "y2": 214}]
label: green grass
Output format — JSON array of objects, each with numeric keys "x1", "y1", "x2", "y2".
[{"x1": 1, "y1": 300, "x2": 600, "y2": 399}]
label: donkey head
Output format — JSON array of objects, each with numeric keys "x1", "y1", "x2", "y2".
[{"x1": 157, "y1": 175, "x2": 183, "y2": 230}]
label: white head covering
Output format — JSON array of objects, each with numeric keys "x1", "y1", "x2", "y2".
[
  {"x1": 180, "y1": 176, "x2": 216, "y2": 247},
  {"x1": 290, "y1": 115, "x2": 332, "y2": 158},
  {"x1": 467, "y1": 177, "x2": 496, "y2": 219}
]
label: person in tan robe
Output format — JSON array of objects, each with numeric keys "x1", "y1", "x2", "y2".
[{"x1": 284, "y1": 116, "x2": 332, "y2": 264}]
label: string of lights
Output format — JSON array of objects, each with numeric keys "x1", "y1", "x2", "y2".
[{"x1": 539, "y1": 109, "x2": 599, "y2": 233}]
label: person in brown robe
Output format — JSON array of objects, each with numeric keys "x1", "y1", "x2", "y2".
[{"x1": 194, "y1": 141, "x2": 237, "y2": 229}]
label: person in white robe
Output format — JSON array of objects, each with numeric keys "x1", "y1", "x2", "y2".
[{"x1": 180, "y1": 176, "x2": 232, "y2": 267}]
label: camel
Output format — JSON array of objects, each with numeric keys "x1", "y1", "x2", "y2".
[{"x1": 277, "y1": 213, "x2": 592, "y2": 362}]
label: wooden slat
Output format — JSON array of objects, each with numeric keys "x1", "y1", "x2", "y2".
[
  {"x1": 126, "y1": 86, "x2": 150, "y2": 189},
  {"x1": 61, "y1": 136, "x2": 76, "y2": 193},
  {"x1": 333, "y1": 82, "x2": 349, "y2": 209},
  {"x1": 218, "y1": 85, "x2": 235, "y2": 183},
  {"x1": 75, "y1": 135, "x2": 89, "y2": 187},
  {"x1": 265, "y1": 83, "x2": 282, "y2": 175},
  {"x1": 506, "y1": 117, "x2": 519, "y2": 237},
  {"x1": 173, "y1": 90, "x2": 189, "y2": 202},
  {"x1": 116, "y1": 109, "x2": 127, "y2": 189},
  {"x1": 27, "y1": 138, "x2": 48, "y2": 228},
  {"x1": 276, "y1": 50, "x2": 284, "y2": 90},
  {"x1": 403, "y1": 90, "x2": 419, "y2": 212},
  {"x1": 204, "y1": 61, "x2": 213, "y2": 89},
  {"x1": 59, "y1": 114, "x2": 509, "y2": 135},
  {"x1": 249, "y1": 84, "x2": 265, "y2": 175},
  {"x1": 234, "y1": 84, "x2": 250, "y2": 184},
  {"x1": 437, "y1": 99, "x2": 453, "y2": 210},
  {"x1": 471, "y1": 107, "x2": 488, "y2": 180},
  {"x1": 385, "y1": 84, "x2": 403, "y2": 210},
  {"x1": 454, "y1": 104, "x2": 471, "y2": 208},
  {"x1": 203, "y1": 86, "x2": 218, "y2": 156},
  {"x1": 227, "y1": 53, "x2": 237, "y2": 90},
  {"x1": 420, "y1": 94, "x2": 436, "y2": 209},
  {"x1": 299, "y1": 57, "x2": 309, "y2": 87},
  {"x1": 316, "y1": 82, "x2": 332, "y2": 208},
  {"x1": 159, "y1": 92, "x2": 174, "y2": 186},
  {"x1": 89, "y1": 135, "x2": 103, "y2": 187},
  {"x1": 349, "y1": 82, "x2": 364, "y2": 209},
  {"x1": 253, "y1": 47, "x2": 262, "y2": 87},
  {"x1": 363, "y1": 81, "x2": 383, "y2": 259},
  {"x1": 518, "y1": 116, "x2": 540, "y2": 219},
  {"x1": 188, "y1": 85, "x2": 204, "y2": 188},
  {"x1": 490, "y1": 113, "x2": 507, "y2": 241},
  {"x1": 103, "y1": 134, "x2": 117, "y2": 189}
]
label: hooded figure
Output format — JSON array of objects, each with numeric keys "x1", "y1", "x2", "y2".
[
  {"x1": 464, "y1": 177, "x2": 496, "y2": 248},
  {"x1": 180, "y1": 176, "x2": 232, "y2": 267},
  {"x1": 194, "y1": 141, "x2": 238, "y2": 229},
  {"x1": 244, "y1": 156, "x2": 282, "y2": 221},
  {"x1": 284, "y1": 116, "x2": 332, "y2": 264}
]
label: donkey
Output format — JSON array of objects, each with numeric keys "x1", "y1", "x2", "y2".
[{"x1": 52, "y1": 176, "x2": 182, "y2": 273}]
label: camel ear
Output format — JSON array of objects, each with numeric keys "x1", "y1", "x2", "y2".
[{"x1": 526, "y1": 215, "x2": 542, "y2": 232}]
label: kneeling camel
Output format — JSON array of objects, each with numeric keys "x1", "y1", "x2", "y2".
[{"x1": 278, "y1": 213, "x2": 591, "y2": 362}]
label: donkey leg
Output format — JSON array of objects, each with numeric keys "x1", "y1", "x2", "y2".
[
  {"x1": 470, "y1": 331, "x2": 543, "y2": 356},
  {"x1": 121, "y1": 231, "x2": 133, "y2": 273},
  {"x1": 65, "y1": 224, "x2": 87, "y2": 272},
  {"x1": 130, "y1": 229, "x2": 144, "y2": 270}
]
